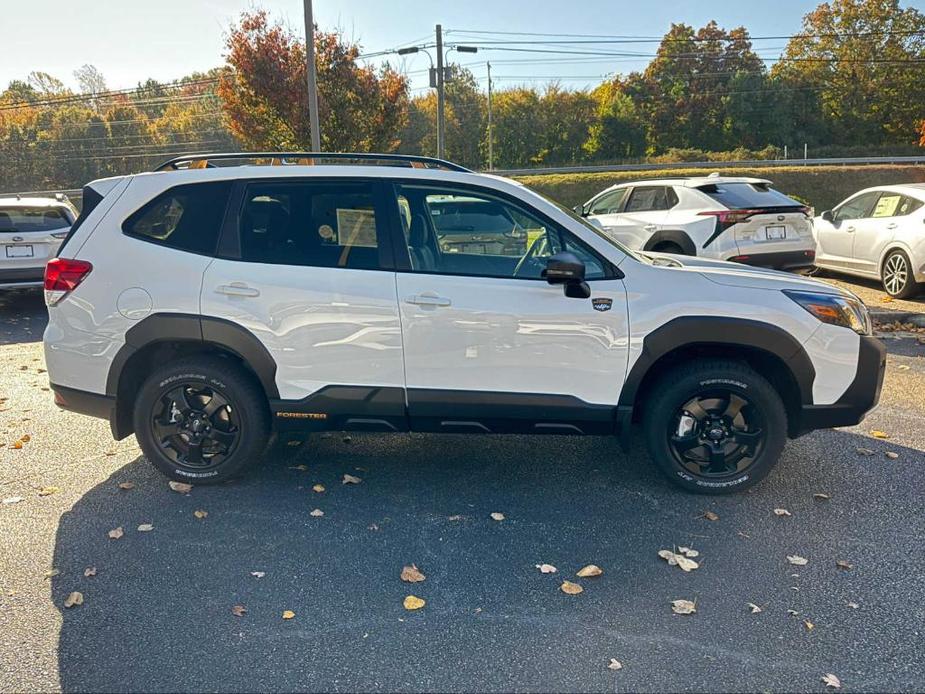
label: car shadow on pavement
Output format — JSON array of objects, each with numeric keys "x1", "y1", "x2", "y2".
[
  {"x1": 50, "y1": 428, "x2": 924, "y2": 692},
  {"x1": 0, "y1": 288, "x2": 48, "y2": 345}
]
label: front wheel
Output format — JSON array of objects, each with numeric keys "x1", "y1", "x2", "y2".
[
  {"x1": 881, "y1": 250, "x2": 921, "y2": 299},
  {"x1": 643, "y1": 360, "x2": 787, "y2": 494},
  {"x1": 133, "y1": 356, "x2": 270, "y2": 484}
]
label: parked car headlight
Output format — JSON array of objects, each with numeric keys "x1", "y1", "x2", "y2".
[{"x1": 783, "y1": 290, "x2": 872, "y2": 335}]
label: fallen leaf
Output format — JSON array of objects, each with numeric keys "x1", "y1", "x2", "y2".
[
  {"x1": 813, "y1": 493, "x2": 831, "y2": 501},
  {"x1": 168, "y1": 481, "x2": 192, "y2": 493},
  {"x1": 535, "y1": 563, "x2": 557, "y2": 574},
  {"x1": 282, "y1": 610, "x2": 295, "y2": 620},
  {"x1": 84, "y1": 567, "x2": 96, "y2": 577},
  {"x1": 856, "y1": 447, "x2": 875, "y2": 456},
  {"x1": 43, "y1": 568, "x2": 59, "y2": 579},
  {"x1": 885, "y1": 451, "x2": 899, "y2": 460},
  {"x1": 117, "y1": 482, "x2": 135, "y2": 490},
  {"x1": 289, "y1": 464, "x2": 309, "y2": 471},
  {"x1": 787, "y1": 609, "x2": 799, "y2": 616},
  {"x1": 607, "y1": 659, "x2": 623, "y2": 671},
  {"x1": 20, "y1": 434, "x2": 30, "y2": 442},
  {"x1": 38, "y1": 486, "x2": 60, "y2": 497},
  {"x1": 671, "y1": 599, "x2": 696, "y2": 615},
  {"x1": 773, "y1": 508, "x2": 792, "y2": 517},
  {"x1": 658, "y1": 550, "x2": 698, "y2": 572},
  {"x1": 231, "y1": 605, "x2": 247, "y2": 617},
  {"x1": 822, "y1": 673, "x2": 842, "y2": 689},
  {"x1": 137, "y1": 523, "x2": 154, "y2": 532},
  {"x1": 250, "y1": 571, "x2": 265, "y2": 578},
  {"x1": 312, "y1": 484, "x2": 325, "y2": 493},
  {"x1": 11, "y1": 442, "x2": 22, "y2": 450},
  {"x1": 2, "y1": 496, "x2": 24, "y2": 504},
  {"x1": 309, "y1": 508, "x2": 324, "y2": 517},
  {"x1": 403, "y1": 595, "x2": 426, "y2": 610},
  {"x1": 576, "y1": 564, "x2": 603, "y2": 577},
  {"x1": 846, "y1": 602, "x2": 859, "y2": 609},
  {"x1": 870, "y1": 430, "x2": 890, "y2": 439},
  {"x1": 747, "y1": 602, "x2": 762, "y2": 614},
  {"x1": 701, "y1": 511, "x2": 719, "y2": 521},
  {"x1": 560, "y1": 581, "x2": 583, "y2": 595},
  {"x1": 342, "y1": 474, "x2": 362, "y2": 485},
  {"x1": 490, "y1": 512, "x2": 505, "y2": 521},
  {"x1": 804, "y1": 619, "x2": 815, "y2": 631},
  {"x1": 835, "y1": 560, "x2": 853, "y2": 570},
  {"x1": 400, "y1": 564, "x2": 426, "y2": 583},
  {"x1": 448, "y1": 515, "x2": 463, "y2": 521},
  {"x1": 108, "y1": 527, "x2": 124, "y2": 540},
  {"x1": 677, "y1": 547, "x2": 699, "y2": 558},
  {"x1": 193, "y1": 509, "x2": 208, "y2": 519},
  {"x1": 787, "y1": 555, "x2": 808, "y2": 566},
  {"x1": 64, "y1": 591, "x2": 83, "y2": 608},
  {"x1": 896, "y1": 364, "x2": 910, "y2": 371}
]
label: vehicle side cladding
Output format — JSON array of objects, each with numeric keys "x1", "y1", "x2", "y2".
[
  {"x1": 618, "y1": 316, "x2": 815, "y2": 439},
  {"x1": 106, "y1": 313, "x2": 278, "y2": 439},
  {"x1": 642, "y1": 230, "x2": 696, "y2": 255}
]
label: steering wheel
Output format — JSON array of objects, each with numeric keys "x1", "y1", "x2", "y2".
[{"x1": 512, "y1": 234, "x2": 549, "y2": 278}]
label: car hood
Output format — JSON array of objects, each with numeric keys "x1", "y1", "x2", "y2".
[{"x1": 640, "y1": 251, "x2": 846, "y2": 294}]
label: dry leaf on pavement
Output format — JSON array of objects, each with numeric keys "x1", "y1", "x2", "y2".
[
  {"x1": 84, "y1": 567, "x2": 97, "y2": 577},
  {"x1": 137, "y1": 523, "x2": 154, "y2": 532},
  {"x1": 856, "y1": 447, "x2": 875, "y2": 456},
  {"x1": 677, "y1": 547, "x2": 699, "y2": 558},
  {"x1": 231, "y1": 605, "x2": 247, "y2": 616},
  {"x1": 822, "y1": 673, "x2": 842, "y2": 689},
  {"x1": 309, "y1": 508, "x2": 324, "y2": 517},
  {"x1": 312, "y1": 484, "x2": 325, "y2": 493},
  {"x1": 38, "y1": 486, "x2": 60, "y2": 497},
  {"x1": 835, "y1": 560, "x2": 853, "y2": 570},
  {"x1": 251, "y1": 571, "x2": 265, "y2": 578},
  {"x1": 773, "y1": 508, "x2": 792, "y2": 516},
  {"x1": 63, "y1": 591, "x2": 83, "y2": 608},
  {"x1": 342, "y1": 474, "x2": 361, "y2": 484},
  {"x1": 607, "y1": 659, "x2": 622, "y2": 671},
  {"x1": 490, "y1": 512, "x2": 505, "y2": 521},
  {"x1": 787, "y1": 555, "x2": 808, "y2": 566},
  {"x1": 870, "y1": 430, "x2": 890, "y2": 439},
  {"x1": 885, "y1": 451, "x2": 899, "y2": 459},
  {"x1": 535, "y1": 564, "x2": 557, "y2": 574},
  {"x1": 701, "y1": 510, "x2": 719, "y2": 521},
  {"x1": 193, "y1": 510, "x2": 208, "y2": 519},
  {"x1": 813, "y1": 493, "x2": 831, "y2": 500},
  {"x1": 108, "y1": 527, "x2": 124, "y2": 540},
  {"x1": 747, "y1": 603, "x2": 762, "y2": 614},
  {"x1": 658, "y1": 550, "x2": 699, "y2": 572},
  {"x1": 846, "y1": 602, "x2": 859, "y2": 609},
  {"x1": 117, "y1": 482, "x2": 135, "y2": 490},
  {"x1": 168, "y1": 481, "x2": 192, "y2": 493},
  {"x1": 400, "y1": 564, "x2": 426, "y2": 583},
  {"x1": 671, "y1": 599, "x2": 696, "y2": 615},
  {"x1": 804, "y1": 619, "x2": 815, "y2": 631},
  {"x1": 560, "y1": 581, "x2": 583, "y2": 595},
  {"x1": 403, "y1": 595, "x2": 426, "y2": 610},
  {"x1": 576, "y1": 564, "x2": 603, "y2": 577},
  {"x1": 2, "y1": 496, "x2": 24, "y2": 504},
  {"x1": 43, "y1": 569, "x2": 59, "y2": 579},
  {"x1": 282, "y1": 610, "x2": 295, "y2": 620}
]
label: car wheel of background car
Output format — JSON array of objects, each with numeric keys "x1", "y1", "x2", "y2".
[
  {"x1": 881, "y1": 249, "x2": 920, "y2": 299},
  {"x1": 642, "y1": 359, "x2": 787, "y2": 494},
  {"x1": 133, "y1": 356, "x2": 270, "y2": 484},
  {"x1": 651, "y1": 242, "x2": 685, "y2": 255}
]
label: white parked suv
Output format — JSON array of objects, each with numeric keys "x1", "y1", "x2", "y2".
[
  {"x1": 813, "y1": 184, "x2": 925, "y2": 298},
  {"x1": 0, "y1": 194, "x2": 77, "y2": 289},
  {"x1": 44, "y1": 153, "x2": 885, "y2": 494},
  {"x1": 577, "y1": 175, "x2": 816, "y2": 270}
]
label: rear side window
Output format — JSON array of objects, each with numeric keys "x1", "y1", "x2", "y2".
[
  {"x1": 697, "y1": 182, "x2": 800, "y2": 209},
  {"x1": 238, "y1": 181, "x2": 384, "y2": 270},
  {"x1": 123, "y1": 181, "x2": 231, "y2": 255},
  {"x1": 0, "y1": 206, "x2": 71, "y2": 232},
  {"x1": 624, "y1": 186, "x2": 677, "y2": 212}
]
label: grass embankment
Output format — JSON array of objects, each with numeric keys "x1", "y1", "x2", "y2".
[{"x1": 514, "y1": 165, "x2": 925, "y2": 212}]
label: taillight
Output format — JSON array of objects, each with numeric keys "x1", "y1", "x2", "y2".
[
  {"x1": 44, "y1": 257, "x2": 92, "y2": 306},
  {"x1": 698, "y1": 209, "x2": 764, "y2": 225}
]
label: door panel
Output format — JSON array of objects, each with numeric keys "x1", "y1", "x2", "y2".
[{"x1": 854, "y1": 192, "x2": 903, "y2": 274}]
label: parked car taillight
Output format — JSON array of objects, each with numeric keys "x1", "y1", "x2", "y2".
[
  {"x1": 44, "y1": 257, "x2": 92, "y2": 306},
  {"x1": 698, "y1": 209, "x2": 764, "y2": 226}
]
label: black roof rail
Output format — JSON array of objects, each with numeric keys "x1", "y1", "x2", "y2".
[{"x1": 153, "y1": 152, "x2": 471, "y2": 173}]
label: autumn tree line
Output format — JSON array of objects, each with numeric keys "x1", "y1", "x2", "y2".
[{"x1": 1, "y1": 0, "x2": 923, "y2": 192}]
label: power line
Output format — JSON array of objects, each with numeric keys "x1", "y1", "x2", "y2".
[
  {"x1": 448, "y1": 28, "x2": 925, "y2": 42},
  {"x1": 0, "y1": 77, "x2": 221, "y2": 111}
]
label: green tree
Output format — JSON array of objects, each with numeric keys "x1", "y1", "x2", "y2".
[{"x1": 584, "y1": 80, "x2": 646, "y2": 161}]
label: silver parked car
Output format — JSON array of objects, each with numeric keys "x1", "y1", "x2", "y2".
[{"x1": 0, "y1": 195, "x2": 77, "y2": 289}]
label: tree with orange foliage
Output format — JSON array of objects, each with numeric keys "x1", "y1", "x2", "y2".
[{"x1": 217, "y1": 10, "x2": 409, "y2": 153}]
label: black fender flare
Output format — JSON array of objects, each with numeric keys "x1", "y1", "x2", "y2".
[
  {"x1": 106, "y1": 313, "x2": 279, "y2": 400},
  {"x1": 642, "y1": 230, "x2": 696, "y2": 256},
  {"x1": 618, "y1": 316, "x2": 816, "y2": 410}
]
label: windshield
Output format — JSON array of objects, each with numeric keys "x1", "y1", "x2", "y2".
[
  {"x1": 0, "y1": 206, "x2": 71, "y2": 232},
  {"x1": 537, "y1": 192, "x2": 647, "y2": 263}
]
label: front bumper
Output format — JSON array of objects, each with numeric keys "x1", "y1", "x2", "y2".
[
  {"x1": 727, "y1": 249, "x2": 816, "y2": 271},
  {"x1": 797, "y1": 335, "x2": 886, "y2": 433}
]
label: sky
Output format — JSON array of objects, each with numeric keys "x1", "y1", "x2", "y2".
[{"x1": 2, "y1": 0, "x2": 829, "y2": 94}]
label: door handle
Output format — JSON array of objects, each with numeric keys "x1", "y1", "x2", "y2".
[
  {"x1": 886, "y1": 223, "x2": 898, "y2": 230},
  {"x1": 846, "y1": 226, "x2": 856, "y2": 233},
  {"x1": 644, "y1": 224, "x2": 658, "y2": 231},
  {"x1": 405, "y1": 294, "x2": 451, "y2": 307},
  {"x1": 216, "y1": 283, "x2": 260, "y2": 298}
]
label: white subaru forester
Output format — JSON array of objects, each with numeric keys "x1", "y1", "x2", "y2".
[{"x1": 43, "y1": 153, "x2": 885, "y2": 494}]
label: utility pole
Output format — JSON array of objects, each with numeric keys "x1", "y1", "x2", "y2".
[
  {"x1": 303, "y1": 0, "x2": 321, "y2": 151},
  {"x1": 487, "y1": 61, "x2": 493, "y2": 170},
  {"x1": 435, "y1": 24, "x2": 445, "y2": 159}
]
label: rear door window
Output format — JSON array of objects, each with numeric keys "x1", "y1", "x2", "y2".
[
  {"x1": 123, "y1": 181, "x2": 231, "y2": 255},
  {"x1": 0, "y1": 206, "x2": 71, "y2": 232},
  {"x1": 871, "y1": 193, "x2": 903, "y2": 218},
  {"x1": 624, "y1": 186, "x2": 676, "y2": 212},
  {"x1": 696, "y1": 182, "x2": 800, "y2": 209}
]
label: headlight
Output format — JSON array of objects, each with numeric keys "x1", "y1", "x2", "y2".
[{"x1": 783, "y1": 290, "x2": 872, "y2": 335}]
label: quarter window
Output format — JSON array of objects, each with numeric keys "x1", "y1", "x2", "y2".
[
  {"x1": 238, "y1": 182, "x2": 384, "y2": 269},
  {"x1": 123, "y1": 181, "x2": 231, "y2": 255}
]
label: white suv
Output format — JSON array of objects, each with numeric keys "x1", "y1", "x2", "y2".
[
  {"x1": 44, "y1": 153, "x2": 885, "y2": 494},
  {"x1": 0, "y1": 194, "x2": 77, "y2": 289},
  {"x1": 578, "y1": 175, "x2": 816, "y2": 270}
]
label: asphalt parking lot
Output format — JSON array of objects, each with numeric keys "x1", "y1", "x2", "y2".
[{"x1": 1, "y1": 286, "x2": 924, "y2": 693}]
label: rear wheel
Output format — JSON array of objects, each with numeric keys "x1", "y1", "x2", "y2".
[
  {"x1": 881, "y1": 250, "x2": 920, "y2": 299},
  {"x1": 643, "y1": 360, "x2": 787, "y2": 494},
  {"x1": 133, "y1": 357, "x2": 270, "y2": 484}
]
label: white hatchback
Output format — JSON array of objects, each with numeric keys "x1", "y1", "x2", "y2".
[
  {"x1": 813, "y1": 184, "x2": 925, "y2": 298},
  {"x1": 0, "y1": 196, "x2": 77, "y2": 289}
]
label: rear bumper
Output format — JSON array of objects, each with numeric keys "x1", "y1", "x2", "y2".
[
  {"x1": 0, "y1": 266, "x2": 45, "y2": 289},
  {"x1": 728, "y1": 249, "x2": 816, "y2": 270},
  {"x1": 50, "y1": 383, "x2": 117, "y2": 433},
  {"x1": 797, "y1": 335, "x2": 886, "y2": 433}
]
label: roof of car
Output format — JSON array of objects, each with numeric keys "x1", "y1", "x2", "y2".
[
  {"x1": 602, "y1": 176, "x2": 772, "y2": 193},
  {"x1": 854, "y1": 183, "x2": 925, "y2": 199}
]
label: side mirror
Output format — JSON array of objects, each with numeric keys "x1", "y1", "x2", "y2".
[
  {"x1": 545, "y1": 252, "x2": 591, "y2": 298},
  {"x1": 573, "y1": 203, "x2": 587, "y2": 217},
  {"x1": 821, "y1": 210, "x2": 833, "y2": 222}
]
